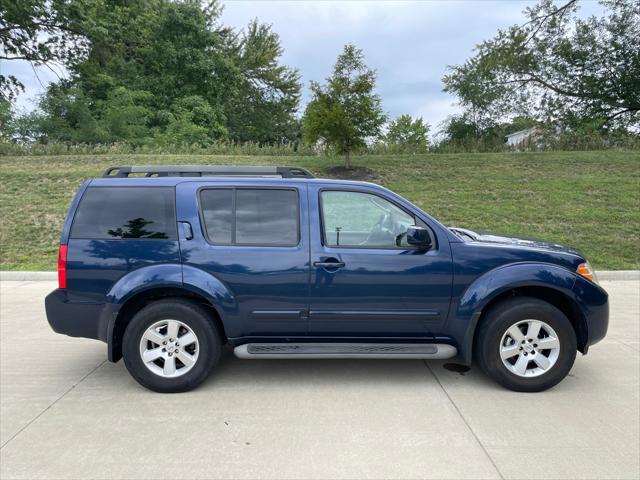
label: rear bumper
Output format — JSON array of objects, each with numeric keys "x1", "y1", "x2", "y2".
[
  {"x1": 572, "y1": 277, "x2": 609, "y2": 352},
  {"x1": 45, "y1": 289, "x2": 108, "y2": 342}
]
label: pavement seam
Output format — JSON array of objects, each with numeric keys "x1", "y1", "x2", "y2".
[
  {"x1": 600, "y1": 336, "x2": 640, "y2": 353},
  {"x1": 616, "y1": 341, "x2": 640, "y2": 353},
  {"x1": 423, "y1": 361, "x2": 505, "y2": 480},
  {"x1": 0, "y1": 359, "x2": 106, "y2": 450}
]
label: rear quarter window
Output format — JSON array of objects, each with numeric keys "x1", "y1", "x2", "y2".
[{"x1": 70, "y1": 187, "x2": 177, "y2": 240}]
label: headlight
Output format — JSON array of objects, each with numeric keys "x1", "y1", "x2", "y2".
[{"x1": 577, "y1": 261, "x2": 598, "y2": 283}]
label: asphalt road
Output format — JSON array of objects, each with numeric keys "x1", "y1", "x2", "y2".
[{"x1": 1, "y1": 280, "x2": 638, "y2": 480}]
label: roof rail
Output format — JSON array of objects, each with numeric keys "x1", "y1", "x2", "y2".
[{"x1": 102, "y1": 165, "x2": 315, "y2": 179}]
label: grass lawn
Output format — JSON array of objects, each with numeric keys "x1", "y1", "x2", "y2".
[{"x1": 0, "y1": 151, "x2": 638, "y2": 270}]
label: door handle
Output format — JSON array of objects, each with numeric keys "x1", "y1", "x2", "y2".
[
  {"x1": 179, "y1": 222, "x2": 193, "y2": 240},
  {"x1": 314, "y1": 260, "x2": 345, "y2": 269}
]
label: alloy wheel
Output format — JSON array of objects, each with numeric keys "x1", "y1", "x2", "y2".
[
  {"x1": 139, "y1": 319, "x2": 200, "y2": 378},
  {"x1": 499, "y1": 319, "x2": 561, "y2": 377}
]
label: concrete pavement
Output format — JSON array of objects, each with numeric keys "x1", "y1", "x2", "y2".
[{"x1": 1, "y1": 280, "x2": 638, "y2": 479}]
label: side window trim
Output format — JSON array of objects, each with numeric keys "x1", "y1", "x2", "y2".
[
  {"x1": 318, "y1": 187, "x2": 432, "y2": 251},
  {"x1": 198, "y1": 186, "x2": 301, "y2": 247}
]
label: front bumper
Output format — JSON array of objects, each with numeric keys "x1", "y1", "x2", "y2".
[{"x1": 45, "y1": 289, "x2": 107, "y2": 341}]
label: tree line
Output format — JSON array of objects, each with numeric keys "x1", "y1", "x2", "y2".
[
  {"x1": 440, "y1": 0, "x2": 639, "y2": 151},
  {"x1": 1, "y1": 1, "x2": 302, "y2": 146},
  {"x1": 1, "y1": 0, "x2": 638, "y2": 164}
]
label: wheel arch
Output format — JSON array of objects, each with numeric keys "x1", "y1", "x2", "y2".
[
  {"x1": 472, "y1": 286, "x2": 588, "y2": 356},
  {"x1": 452, "y1": 263, "x2": 588, "y2": 364},
  {"x1": 107, "y1": 287, "x2": 227, "y2": 363}
]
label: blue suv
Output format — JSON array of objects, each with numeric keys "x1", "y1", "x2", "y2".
[{"x1": 45, "y1": 165, "x2": 609, "y2": 393}]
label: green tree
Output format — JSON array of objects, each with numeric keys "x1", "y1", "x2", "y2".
[
  {"x1": 38, "y1": 0, "x2": 233, "y2": 144},
  {"x1": 0, "y1": 99, "x2": 13, "y2": 139},
  {"x1": 0, "y1": 0, "x2": 89, "y2": 101},
  {"x1": 443, "y1": 0, "x2": 640, "y2": 129},
  {"x1": 435, "y1": 114, "x2": 506, "y2": 152},
  {"x1": 99, "y1": 87, "x2": 153, "y2": 144},
  {"x1": 303, "y1": 44, "x2": 386, "y2": 167},
  {"x1": 384, "y1": 114, "x2": 430, "y2": 152},
  {"x1": 38, "y1": 82, "x2": 101, "y2": 143},
  {"x1": 156, "y1": 95, "x2": 227, "y2": 146},
  {"x1": 33, "y1": 0, "x2": 301, "y2": 146},
  {"x1": 225, "y1": 20, "x2": 301, "y2": 144},
  {"x1": 2, "y1": 107, "x2": 44, "y2": 143},
  {"x1": 440, "y1": 115, "x2": 480, "y2": 143}
]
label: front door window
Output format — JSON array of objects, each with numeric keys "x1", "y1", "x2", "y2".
[{"x1": 321, "y1": 190, "x2": 415, "y2": 248}]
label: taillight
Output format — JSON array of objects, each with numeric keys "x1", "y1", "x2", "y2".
[{"x1": 58, "y1": 244, "x2": 68, "y2": 289}]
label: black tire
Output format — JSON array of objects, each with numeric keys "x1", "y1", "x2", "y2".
[
  {"x1": 474, "y1": 297, "x2": 577, "y2": 392},
  {"x1": 122, "y1": 299, "x2": 222, "y2": 393}
]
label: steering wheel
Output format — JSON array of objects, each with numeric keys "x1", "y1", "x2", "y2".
[{"x1": 362, "y1": 213, "x2": 395, "y2": 246}]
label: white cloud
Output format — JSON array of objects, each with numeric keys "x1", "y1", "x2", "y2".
[
  {"x1": 2, "y1": 59, "x2": 66, "y2": 112},
  {"x1": 220, "y1": 0, "x2": 532, "y2": 126}
]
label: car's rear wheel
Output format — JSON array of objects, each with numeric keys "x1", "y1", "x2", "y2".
[
  {"x1": 475, "y1": 297, "x2": 577, "y2": 392},
  {"x1": 122, "y1": 299, "x2": 221, "y2": 393}
]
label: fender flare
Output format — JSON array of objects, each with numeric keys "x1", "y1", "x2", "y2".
[
  {"x1": 451, "y1": 262, "x2": 580, "y2": 364},
  {"x1": 180, "y1": 264, "x2": 236, "y2": 319},
  {"x1": 103, "y1": 264, "x2": 236, "y2": 361},
  {"x1": 106, "y1": 263, "x2": 183, "y2": 305}
]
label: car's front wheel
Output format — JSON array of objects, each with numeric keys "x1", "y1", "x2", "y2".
[
  {"x1": 475, "y1": 297, "x2": 577, "y2": 392},
  {"x1": 122, "y1": 299, "x2": 221, "y2": 393}
]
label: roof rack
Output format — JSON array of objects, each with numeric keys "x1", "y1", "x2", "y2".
[{"x1": 102, "y1": 165, "x2": 315, "y2": 179}]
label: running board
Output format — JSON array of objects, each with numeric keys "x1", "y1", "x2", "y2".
[{"x1": 233, "y1": 343, "x2": 457, "y2": 359}]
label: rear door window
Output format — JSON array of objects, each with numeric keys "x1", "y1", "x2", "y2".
[
  {"x1": 200, "y1": 188, "x2": 299, "y2": 246},
  {"x1": 70, "y1": 187, "x2": 177, "y2": 240}
]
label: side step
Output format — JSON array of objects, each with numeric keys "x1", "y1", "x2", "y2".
[{"x1": 233, "y1": 343, "x2": 457, "y2": 359}]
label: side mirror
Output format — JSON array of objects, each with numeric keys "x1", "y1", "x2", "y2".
[{"x1": 406, "y1": 226, "x2": 432, "y2": 249}]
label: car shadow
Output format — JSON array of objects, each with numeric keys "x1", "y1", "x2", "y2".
[
  {"x1": 192, "y1": 345, "x2": 501, "y2": 392},
  {"x1": 90, "y1": 344, "x2": 595, "y2": 395}
]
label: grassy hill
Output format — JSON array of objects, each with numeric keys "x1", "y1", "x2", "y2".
[{"x1": 0, "y1": 151, "x2": 638, "y2": 270}]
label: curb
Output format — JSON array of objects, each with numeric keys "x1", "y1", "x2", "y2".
[
  {"x1": 1, "y1": 271, "x2": 57, "y2": 281},
  {"x1": 595, "y1": 270, "x2": 640, "y2": 281},
  {"x1": 1, "y1": 270, "x2": 638, "y2": 282}
]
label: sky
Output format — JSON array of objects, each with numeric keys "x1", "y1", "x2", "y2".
[{"x1": 4, "y1": 0, "x2": 604, "y2": 133}]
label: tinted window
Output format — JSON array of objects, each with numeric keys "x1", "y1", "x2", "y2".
[
  {"x1": 71, "y1": 187, "x2": 177, "y2": 240},
  {"x1": 321, "y1": 191, "x2": 415, "y2": 248},
  {"x1": 236, "y1": 189, "x2": 298, "y2": 245},
  {"x1": 200, "y1": 189, "x2": 233, "y2": 244},
  {"x1": 200, "y1": 188, "x2": 299, "y2": 246}
]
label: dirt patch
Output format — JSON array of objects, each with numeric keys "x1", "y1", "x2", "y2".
[{"x1": 323, "y1": 165, "x2": 382, "y2": 182}]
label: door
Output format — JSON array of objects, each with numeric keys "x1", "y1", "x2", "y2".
[
  {"x1": 308, "y1": 185, "x2": 452, "y2": 338},
  {"x1": 176, "y1": 181, "x2": 310, "y2": 339}
]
